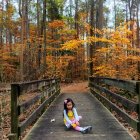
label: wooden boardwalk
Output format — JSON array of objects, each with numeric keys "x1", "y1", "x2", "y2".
[{"x1": 24, "y1": 92, "x2": 135, "y2": 140}]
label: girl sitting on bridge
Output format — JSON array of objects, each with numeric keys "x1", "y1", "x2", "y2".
[{"x1": 63, "y1": 98, "x2": 92, "y2": 134}]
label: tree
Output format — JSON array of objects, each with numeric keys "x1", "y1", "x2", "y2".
[
  {"x1": 47, "y1": 0, "x2": 61, "y2": 21},
  {"x1": 74, "y1": 0, "x2": 79, "y2": 39},
  {"x1": 96, "y1": 0, "x2": 104, "y2": 48},
  {"x1": 88, "y1": 0, "x2": 95, "y2": 76}
]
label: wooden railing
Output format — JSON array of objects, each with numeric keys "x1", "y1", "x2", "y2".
[
  {"x1": 8, "y1": 78, "x2": 60, "y2": 140},
  {"x1": 89, "y1": 77, "x2": 140, "y2": 133}
]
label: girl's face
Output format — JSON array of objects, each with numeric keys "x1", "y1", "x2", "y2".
[{"x1": 66, "y1": 101, "x2": 73, "y2": 110}]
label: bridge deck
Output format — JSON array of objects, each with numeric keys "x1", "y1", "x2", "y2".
[{"x1": 24, "y1": 92, "x2": 135, "y2": 140}]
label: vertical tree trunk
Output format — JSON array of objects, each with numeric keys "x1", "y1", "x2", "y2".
[
  {"x1": 20, "y1": 0, "x2": 26, "y2": 81},
  {"x1": 96, "y1": 0, "x2": 103, "y2": 48},
  {"x1": 37, "y1": 0, "x2": 40, "y2": 36},
  {"x1": 0, "y1": 0, "x2": 4, "y2": 48},
  {"x1": 0, "y1": 28, "x2": 3, "y2": 48},
  {"x1": 136, "y1": 0, "x2": 140, "y2": 80},
  {"x1": 114, "y1": 0, "x2": 116, "y2": 30},
  {"x1": 25, "y1": 0, "x2": 29, "y2": 39},
  {"x1": 69, "y1": 0, "x2": 72, "y2": 17},
  {"x1": 96, "y1": 0, "x2": 103, "y2": 31},
  {"x1": 7, "y1": 0, "x2": 13, "y2": 50},
  {"x1": 69, "y1": 0, "x2": 73, "y2": 29},
  {"x1": 136, "y1": 0, "x2": 139, "y2": 48},
  {"x1": 36, "y1": 0, "x2": 41, "y2": 70},
  {"x1": 89, "y1": 0, "x2": 95, "y2": 76},
  {"x1": 43, "y1": 0, "x2": 47, "y2": 69},
  {"x1": 75, "y1": 0, "x2": 79, "y2": 39}
]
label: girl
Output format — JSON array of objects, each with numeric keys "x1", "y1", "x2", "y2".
[{"x1": 63, "y1": 98, "x2": 92, "y2": 134}]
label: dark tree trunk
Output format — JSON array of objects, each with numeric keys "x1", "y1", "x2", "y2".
[
  {"x1": 96, "y1": 0, "x2": 103, "y2": 48},
  {"x1": 89, "y1": 0, "x2": 95, "y2": 76},
  {"x1": 75, "y1": 0, "x2": 79, "y2": 39}
]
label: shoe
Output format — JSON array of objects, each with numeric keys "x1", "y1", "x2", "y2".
[
  {"x1": 81, "y1": 127, "x2": 89, "y2": 134},
  {"x1": 65, "y1": 127, "x2": 70, "y2": 131},
  {"x1": 65, "y1": 126, "x2": 72, "y2": 131},
  {"x1": 81, "y1": 126, "x2": 92, "y2": 134},
  {"x1": 87, "y1": 126, "x2": 92, "y2": 132}
]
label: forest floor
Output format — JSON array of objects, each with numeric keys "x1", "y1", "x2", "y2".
[{"x1": 0, "y1": 81, "x2": 139, "y2": 140}]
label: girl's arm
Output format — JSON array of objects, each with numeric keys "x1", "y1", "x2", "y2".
[
  {"x1": 63, "y1": 110, "x2": 72, "y2": 124},
  {"x1": 73, "y1": 108, "x2": 79, "y2": 121}
]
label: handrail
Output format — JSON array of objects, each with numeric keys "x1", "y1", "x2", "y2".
[
  {"x1": 89, "y1": 77, "x2": 137, "y2": 94},
  {"x1": 9, "y1": 78, "x2": 60, "y2": 140},
  {"x1": 89, "y1": 76, "x2": 140, "y2": 133}
]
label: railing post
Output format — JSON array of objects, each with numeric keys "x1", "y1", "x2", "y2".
[
  {"x1": 137, "y1": 82, "x2": 140, "y2": 135},
  {"x1": 10, "y1": 84, "x2": 19, "y2": 140},
  {"x1": 57, "y1": 78, "x2": 60, "y2": 95},
  {"x1": 41, "y1": 85, "x2": 45, "y2": 113}
]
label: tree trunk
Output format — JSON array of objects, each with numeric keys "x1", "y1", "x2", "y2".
[
  {"x1": 37, "y1": 0, "x2": 40, "y2": 36},
  {"x1": 96, "y1": 0, "x2": 103, "y2": 48},
  {"x1": 25, "y1": 0, "x2": 29, "y2": 39},
  {"x1": 136, "y1": 0, "x2": 140, "y2": 80},
  {"x1": 0, "y1": 0, "x2": 4, "y2": 48},
  {"x1": 114, "y1": 0, "x2": 116, "y2": 29},
  {"x1": 89, "y1": 0, "x2": 95, "y2": 76},
  {"x1": 20, "y1": 0, "x2": 26, "y2": 81},
  {"x1": 75, "y1": 0, "x2": 79, "y2": 39},
  {"x1": 43, "y1": 0, "x2": 47, "y2": 69},
  {"x1": 136, "y1": 0, "x2": 139, "y2": 48}
]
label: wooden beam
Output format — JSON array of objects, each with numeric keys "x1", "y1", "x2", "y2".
[
  {"x1": 18, "y1": 89, "x2": 60, "y2": 134},
  {"x1": 90, "y1": 88, "x2": 139, "y2": 131},
  {"x1": 19, "y1": 94, "x2": 42, "y2": 114},
  {"x1": 90, "y1": 82, "x2": 138, "y2": 112},
  {"x1": 90, "y1": 77, "x2": 137, "y2": 94},
  {"x1": 136, "y1": 82, "x2": 140, "y2": 132},
  {"x1": 11, "y1": 84, "x2": 19, "y2": 139}
]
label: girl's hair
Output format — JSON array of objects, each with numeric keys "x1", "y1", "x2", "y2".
[{"x1": 64, "y1": 98, "x2": 75, "y2": 114}]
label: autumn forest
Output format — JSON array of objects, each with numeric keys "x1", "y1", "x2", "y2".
[
  {"x1": 1, "y1": 0, "x2": 140, "y2": 140},
  {"x1": 0, "y1": 0, "x2": 140, "y2": 82}
]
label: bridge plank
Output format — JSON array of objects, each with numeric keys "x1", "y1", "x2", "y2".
[{"x1": 24, "y1": 92, "x2": 135, "y2": 140}]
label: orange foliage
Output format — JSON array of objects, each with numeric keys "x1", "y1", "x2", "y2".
[
  {"x1": 48, "y1": 20, "x2": 65, "y2": 28},
  {"x1": 92, "y1": 24, "x2": 139, "y2": 79}
]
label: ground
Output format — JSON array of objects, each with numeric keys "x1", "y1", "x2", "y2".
[{"x1": 61, "y1": 81, "x2": 88, "y2": 93}]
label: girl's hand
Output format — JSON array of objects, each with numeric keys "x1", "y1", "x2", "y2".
[
  {"x1": 71, "y1": 123, "x2": 76, "y2": 128},
  {"x1": 75, "y1": 121, "x2": 80, "y2": 126}
]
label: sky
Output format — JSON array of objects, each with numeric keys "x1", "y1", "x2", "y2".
[
  {"x1": 105, "y1": 0, "x2": 115, "y2": 27},
  {"x1": 105, "y1": 0, "x2": 125, "y2": 27},
  {"x1": 0, "y1": 0, "x2": 125, "y2": 27}
]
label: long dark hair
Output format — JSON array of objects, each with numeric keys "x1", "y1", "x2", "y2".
[{"x1": 64, "y1": 98, "x2": 75, "y2": 115}]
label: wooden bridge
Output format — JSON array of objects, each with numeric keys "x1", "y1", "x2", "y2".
[{"x1": 9, "y1": 77, "x2": 140, "y2": 140}]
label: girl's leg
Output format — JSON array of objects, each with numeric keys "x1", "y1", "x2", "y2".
[
  {"x1": 66, "y1": 123, "x2": 71, "y2": 128},
  {"x1": 71, "y1": 116, "x2": 82, "y2": 125},
  {"x1": 73, "y1": 126, "x2": 83, "y2": 132},
  {"x1": 64, "y1": 122, "x2": 71, "y2": 130},
  {"x1": 73, "y1": 125, "x2": 92, "y2": 134}
]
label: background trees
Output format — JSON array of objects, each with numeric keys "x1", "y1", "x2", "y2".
[{"x1": 0, "y1": 0, "x2": 139, "y2": 82}]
